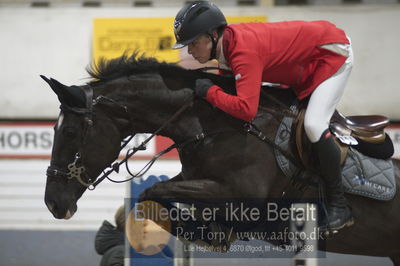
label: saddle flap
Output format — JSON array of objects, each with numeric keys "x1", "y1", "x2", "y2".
[{"x1": 295, "y1": 109, "x2": 348, "y2": 168}]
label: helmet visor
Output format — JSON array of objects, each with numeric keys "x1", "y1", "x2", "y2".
[
  {"x1": 172, "y1": 42, "x2": 186, "y2": 49},
  {"x1": 171, "y1": 33, "x2": 199, "y2": 49}
]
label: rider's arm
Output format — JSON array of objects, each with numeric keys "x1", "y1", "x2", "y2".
[{"x1": 205, "y1": 51, "x2": 263, "y2": 122}]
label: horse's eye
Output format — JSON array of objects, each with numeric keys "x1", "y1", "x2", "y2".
[{"x1": 63, "y1": 127, "x2": 77, "y2": 140}]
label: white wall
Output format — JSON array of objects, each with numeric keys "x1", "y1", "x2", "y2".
[
  {"x1": 267, "y1": 5, "x2": 400, "y2": 118},
  {"x1": 0, "y1": 159, "x2": 181, "y2": 230},
  {"x1": 1, "y1": 5, "x2": 400, "y2": 119}
]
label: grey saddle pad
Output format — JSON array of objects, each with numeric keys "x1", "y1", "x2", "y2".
[{"x1": 274, "y1": 107, "x2": 396, "y2": 201}]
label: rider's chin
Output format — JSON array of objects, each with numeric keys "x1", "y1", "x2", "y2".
[{"x1": 197, "y1": 57, "x2": 207, "y2": 64}]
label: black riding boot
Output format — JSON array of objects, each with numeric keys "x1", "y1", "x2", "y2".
[{"x1": 314, "y1": 130, "x2": 353, "y2": 232}]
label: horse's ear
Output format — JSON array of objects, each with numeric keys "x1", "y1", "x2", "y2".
[
  {"x1": 40, "y1": 75, "x2": 86, "y2": 108},
  {"x1": 41, "y1": 75, "x2": 62, "y2": 97}
]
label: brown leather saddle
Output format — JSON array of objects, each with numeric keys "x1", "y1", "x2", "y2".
[
  {"x1": 295, "y1": 109, "x2": 390, "y2": 168},
  {"x1": 331, "y1": 111, "x2": 389, "y2": 144}
]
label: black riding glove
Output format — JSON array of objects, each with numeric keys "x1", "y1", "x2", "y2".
[{"x1": 195, "y1": 79, "x2": 214, "y2": 99}]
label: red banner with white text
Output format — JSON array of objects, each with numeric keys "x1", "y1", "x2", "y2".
[{"x1": 0, "y1": 122, "x2": 399, "y2": 160}]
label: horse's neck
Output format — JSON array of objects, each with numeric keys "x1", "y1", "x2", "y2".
[
  {"x1": 95, "y1": 82, "x2": 203, "y2": 143},
  {"x1": 93, "y1": 72, "x2": 297, "y2": 145}
]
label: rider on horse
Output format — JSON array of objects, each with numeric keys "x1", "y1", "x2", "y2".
[{"x1": 172, "y1": 1, "x2": 354, "y2": 232}]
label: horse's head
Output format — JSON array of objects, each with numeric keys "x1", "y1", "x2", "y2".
[
  {"x1": 41, "y1": 54, "x2": 233, "y2": 219},
  {"x1": 41, "y1": 76, "x2": 124, "y2": 219}
]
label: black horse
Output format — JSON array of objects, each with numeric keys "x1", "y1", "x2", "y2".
[{"x1": 42, "y1": 54, "x2": 400, "y2": 264}]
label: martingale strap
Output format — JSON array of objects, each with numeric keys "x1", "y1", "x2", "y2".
[{"x1": 244, "y1": 122, "x2": 303, "y2": 170}]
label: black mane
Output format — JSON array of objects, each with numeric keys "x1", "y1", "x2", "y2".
[
  {"x1": 86, "y1": 52, "x2": 237, "y2": 95},
  {"x1": 86, "y1": 52, "x2": 184, "y2": 84}
]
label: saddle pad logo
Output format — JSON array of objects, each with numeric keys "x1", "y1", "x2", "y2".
[{"x1": 352, "y1": 176, "x2": 391, "y2": 194}]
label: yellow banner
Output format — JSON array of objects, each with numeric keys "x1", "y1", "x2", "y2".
[
  {"x1": 226, "y1": 15, "x2": 267, "y2": 24},
  {"x1": 92, "y1": 17, "x2": 177, "y2": 63},
  {"x1": 92, "y1": 16, "x2": 267, "y2": 63}
]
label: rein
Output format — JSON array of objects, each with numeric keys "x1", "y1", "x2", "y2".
[
  {"x1": 48, "y1": 83, "x2": 238, "y2": 191},
  {"x1": 90, "y1": 94, "x2": 195, "y2": 189},
  {"x1": 48, "y1": 76, "x2": 302, "y2": 191},
  {"x1": 193, "y1": 66, "x2": 232, "y2": 73},
  {"x1": 47, "y1": 85, "x2": 195, "y2": 190}
]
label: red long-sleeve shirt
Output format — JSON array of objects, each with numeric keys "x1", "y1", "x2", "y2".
[{"x1": 205, "y1": 20, "x2": 349, "y2": 122}]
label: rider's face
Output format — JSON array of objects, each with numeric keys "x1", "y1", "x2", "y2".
[{"x1": 187, "y1": 34, "x2": 212, "y2": 64}]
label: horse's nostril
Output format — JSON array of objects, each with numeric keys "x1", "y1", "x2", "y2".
[{"x1": 46, "y1": 201, "x2": 56, "y2": 213}]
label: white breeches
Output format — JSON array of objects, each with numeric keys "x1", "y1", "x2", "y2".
[{"x1": 304, "y1": 42, "x2": 354, "y2": 143}]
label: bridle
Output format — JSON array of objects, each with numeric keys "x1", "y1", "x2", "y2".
[
  {"x1": 46, "y1": 84, "x2": 97, "y2": 188},
  {"x1": 46, "y1": 84, "x2": 196, "y2": 190}
]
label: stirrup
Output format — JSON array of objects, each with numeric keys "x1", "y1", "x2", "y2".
[{"x1": 319, "y1": 216, "x2": 354, "y2": 237}]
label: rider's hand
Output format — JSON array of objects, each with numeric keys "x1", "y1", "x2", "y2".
[{"x1": 195, "y1": 79, "x2": 214, "y2": 99}]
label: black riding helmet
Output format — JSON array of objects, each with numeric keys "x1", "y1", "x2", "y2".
[{"x1": 172, "y1": 1, "x2": 227, "y2": 58}]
